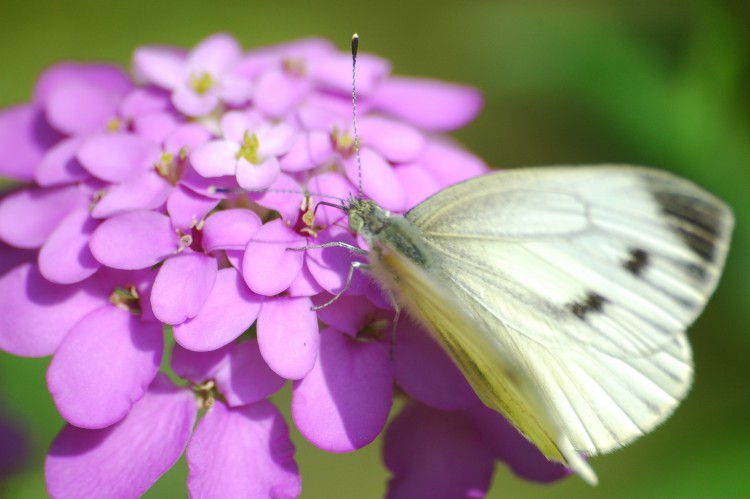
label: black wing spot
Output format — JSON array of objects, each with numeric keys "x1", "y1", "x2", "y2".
[
  {"x1": 567, "y1": 291, "x2": 608, "y2": 320},
  {"x1": 654, "y1": 191, "x2": 723, "y2": 263},
  {"x1": 624, "y1": 248, "x2": 649, "y2": 275}
]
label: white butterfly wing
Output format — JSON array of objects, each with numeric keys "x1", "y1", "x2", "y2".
[{"x1": 405, "y1": 166, "x2": 732, "y2": 454}]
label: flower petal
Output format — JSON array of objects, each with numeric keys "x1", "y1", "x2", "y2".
[
  {"x1": 189, "y1": 139, "x2": 239, "y2": 177},
  {"x1": 420, "y1": 139, "x2": 488, "y2": 185},
  {"x1": 89, "y1": 210, "x2": 178, "y2": 269},
  {"x1": 236, "y1": 156, "x2": 280, "y2": 191},
  {"x1": 171, "y1": 343, "x2": 231, "y2": 383},
  {"x1": 372, "y1": 77, "x2": 483, "y2": 132},
  {"x1": 242, "y1": 219, "x2": 305, "y2": 296},
  {"x1": 0, "y1": 263, "x2": 106, "y2": 357},
  {"x1": 45, "y1": 374, "x2": 196, "y2": 499},
  {"x1": 187, "y1": 401, "x2": 300, "y2": 499},
  {"x1": 344, "y1": 148, "x2": 407, "y2": 212},
  {"x1": 77, "y1": 132, "x2": 161, "y2": 183},
  {"x1": 38, "y1": 207, "x2": 101, "y2": 284},
  {"x1": 395, "y1": 162, "x2": 442, "y2": 208},
  {"x1": 173, "y1": 267, "x2": 262, "y2": 351},
  {"x1": 47, "y1": 306, "x2": 164, "y2": 429},
  {"x1": 91, "y1": 170, "x2": 172, "y2": 218},
  {"x1": 383, "y1": 403, "x2": 494, "y2": 499},
  {"x1": 202, "y1": 208, "x2": 262, "y2": 252},
  {"x1": 312, "y1": 294, "x2": 376, "y2": 337},
  {"x1": 214, "y1": 340, "x2": 285, "y2": 406},
  {"x1": 467, "y1": 405, "x2": 572, "y2": 483},
  {"x1": 280, "y1": 130, "x2": 334, "y2": 172},
  {"x1": 254, "y1": 68, "x2": 312, "y2": 119},
  {"x1": 172, "y1": 85, "x2": 218, "y2": 117},
  {"x1": 187, "y1": 33, "x2": 242, "y2": 76},
  {"x1": 151, "y1": 249, "x2": 217, "y2": 325},
  {"x1": 257, "y1": 296, "x2": 318, "y2": 380},
  {"x1": 166, "y1": 184, "x2": 220, "y2": 233},
  {"x1": 305, "y1": 227, "x2": 368, "y2": 296},
  {"x1": 248, "y1": 173, "x2": 303, "y2": 224},
  {"x1": 394, "y1": 319, "x2": 480, "y2": 411},
  {"x1": 35, "y1": 137, "x2": 89, "y2": 187},
  {"x1": 0, "y1": 105, "x2": 61, "y2": 182},
  {"x1": 0, "y1": 184, "x2": 87, "y2": 249},
  {"x1": 292, "y1": 328, "x2": 392, "y2": 451},
  {"x1": 360, "y1": 117, "x2": 425, "y2": 163},
  {"x1": 132, "y1": 45, "x2": 187, "y2": 90}
]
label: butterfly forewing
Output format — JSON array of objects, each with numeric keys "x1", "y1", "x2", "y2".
[{"x1": 403, "y1": 166, "x2": 732, "y2": 454}]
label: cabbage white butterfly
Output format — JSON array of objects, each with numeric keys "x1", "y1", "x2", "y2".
[{"x1": 325, "y1": 35, "x2": 734, "y2": 485}]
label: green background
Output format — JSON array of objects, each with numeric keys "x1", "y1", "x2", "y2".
[{"x1": 1, "y1": 0, "x2": 748, "y2": 497}]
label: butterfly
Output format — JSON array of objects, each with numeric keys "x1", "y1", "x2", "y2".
[{"x1": 339, "y1": 165, "x2": 732, "y2": 484}]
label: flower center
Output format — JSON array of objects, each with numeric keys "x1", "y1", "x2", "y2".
[
  {"x1": 105, "y1": 118, "x2": 122, "y2": 132},
  {"x1": 236, "y1": 130, "x2": 260, "y2": 164},
  {"x1": 189, "y1": 71, "x2": 214, "y2": 95},
  {"x1": 282, "y1": 58, "x2": 306, "y2": 77},
  {"x1": 109, "y1": 286, "x2": 141, "y2": 315},
  {"x1": 332, "y1": 125, "x2": 355, "y2": 155}
]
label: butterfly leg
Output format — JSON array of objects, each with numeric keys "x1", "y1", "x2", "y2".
[
  {"x1": 286, "y1": 241, "x2": 368, "y2": 254},
  {"x1": 388, "y1": 290, "x2": 400, "y2": 360},
  {"x1": 311, "y1": 261, "x2": 371, "y2": 310}
]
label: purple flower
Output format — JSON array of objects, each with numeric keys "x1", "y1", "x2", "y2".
[{"x1": 0, "y1": 32, "x2": 570, "y2": 498}]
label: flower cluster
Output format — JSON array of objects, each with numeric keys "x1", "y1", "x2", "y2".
[{"x1": 0, "y1": 34, "x2": 569, "y2": 497}]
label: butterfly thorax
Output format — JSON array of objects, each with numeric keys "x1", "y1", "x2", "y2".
[{"x1": 347, "y1": 199, "x2": 434, "y2": 270}]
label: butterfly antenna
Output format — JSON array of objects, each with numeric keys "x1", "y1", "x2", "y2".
[{"x1": 351, "y1": 33, "x2": 363, "y2": 201}]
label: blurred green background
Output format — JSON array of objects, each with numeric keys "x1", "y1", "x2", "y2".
[{"x1": 1, "y1": 0, "x2": 748, "y2": 497}]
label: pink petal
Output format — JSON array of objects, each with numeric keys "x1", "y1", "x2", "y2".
[
  {"x1": 305, "y1": 227, "x2": 368, "y2": 296},
  {"x1": 91, "y1": 170, "x2": 172, "y2": 218},
  {"x1": 0, "y1": 242, "x2": 35, "y2": 277},
  {"x1": 0, "y1": 264, "x2": 106, "y2": 357},
  {"x1": 395, "y1": 162, "x2": 442, "y2": 208},
  {"x1": 44, "y1": 73, "x2": 131, "y2": 135},
  {"x1": 420, "y1": 139, "x2": 488, "y2": 186},
  {"x1": 89, "y1": 210, "x2": 178, "y2": 269},
  {"x1": 394, "y1": 319, "x2": 480, "y2": 411},
  {"x1": 166, "y1": 184, "x2": 220, "y2": 233},
  {"x1": 383, "y1": 403, "x2": 494, "y2": 499},
  {"x1": 34, "y1": 137, "x2": 89, "y2": 187},
  {"x1": 236, "y1": 156, "x2": 280, "y2": 191},
  {"x1": 0, "y1": 184, "x2": 87, "y2": 249},
  {"x1": 118, "y1": 86, "x2": 171, "y2": 119},
  {"x1": 35, "y1": 63, "x2": 132, "y2": 106},
  {"x1": 172, "y1": 85, "x2": 219, "y2": 117},
  {"x1": 287, "y1": 263, "x2": 324, "y2": 297},
  {"x1": 313, "y1": 294, "x2": 376, "y2": 337},
  {"x1": 171, "y1": 342, "x2": 231, "y2": 383},
  {"x1": 309, "y1": 52, "x2": 390, "y2": 96},
  {"x1": 187, "y1": 401, "x2": 300, "y2": 499},
  {"x1": 219, "y1": 109, "x2": 256, "y2": 143},
  {"x1": 306, "y1": 171, "x2": 356, "y2": 227},
  {"x1": 279, "y1": 130, "x2": 334, "y2": 172},
  {"x1": 254, "y1": 68, "x2": 312, "y2": 118},
  {"x1": 46, "y1": 374, "x2": 196, "y2": 499},
  {"x1": 372, "y1": 77, "x2": 484, "y2": 132},
  {"x1": 242, "y1": 219, "x2": 305, "y2": 296},
  {"x1": 344, "y1": 148, "x2": 407, "y2": 212},
  {"x1": 360, "y1": 117, "x2": 425, "y2": 163},
  {"x1": 77, "y1": 132, "x2": 161, "y2": 183},
  {"x1": 216, "y1": 72, "x2": 254, "y2": 105},
  {"x1": 173, "y1": 267, "x2": 263, "y2": 352},
  {"x1": 131, "y1": 111, "x2": 180, "y2": 144},
  {"x1": 189, "y1": 139, "x2": 240, "y2": 177},
  {"x1": 132, "y1": 45, "x2": 187, "y2": 90},
  {"x1": 467, "y1": 405, "x2": 572, "y2": 483},
  {"x1": 151, "y1": 249, "x2": 217, "y2": 325},
  {"x1": 164, "y1": 122, "x2": 213, "y2": 155},
  {"x1": 38, "y1": 207, "x2": 101, "y2": 284},
  {"x1": 0, "y1": 105, "x2": 61, "y2": 182},
  {"x1": 257, "y1": 296, "x2": 319, "y2": 379},
  {"x1": 214, "y1": 340, "x2": 285, "y2": 406},
  {"x1": 47, "y1": 306, "x2": 164, "y2": 428},
  {"x1": 248, "y1": 173, "x2": 303, "y2": 224},
  {"x1": 292, "y1": 328, "x2": 392, "y2": 451},
  {"x1": 187, "y1": 33, "x2": 242, "y2": 76},
  {"x1": 201, "y1": 208, "x2": 262, "y2": 252}
]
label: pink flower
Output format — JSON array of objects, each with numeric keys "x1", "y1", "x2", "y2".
[
  {"x1": 0, "y1": 33, "x2": 571, "y2": 498},
  {"x1": 134, "y1": 33, "x2": 253, "y2": 117}
]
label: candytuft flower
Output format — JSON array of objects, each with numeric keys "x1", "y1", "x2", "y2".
[{"x1": 0, "y1": 33, "x2": 568, "y2": 498}]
